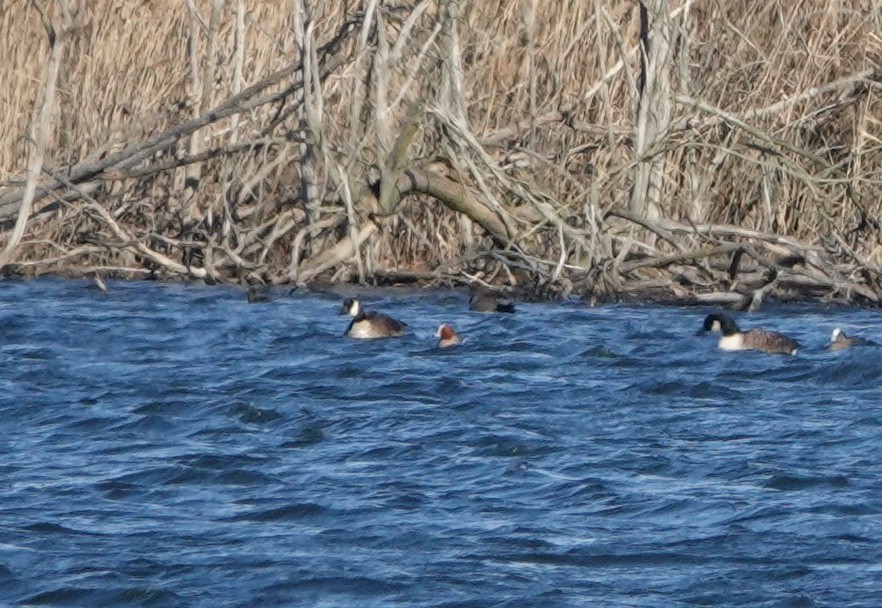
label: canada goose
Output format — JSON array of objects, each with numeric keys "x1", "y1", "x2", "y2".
[
  {"x1": 436, "y1": 324, "x2": 462, "y2": 348},
  {"x1": 468, "y1": 285, "x2": 515, "y2": 313},
  {"x1": 698, "y1": 312, "x2": 799, "y2": 355},
  {"x1": 340, "y1": 298, "x2": 407, "y2": 339},
  {"x1": 829, "y1": 328, "x2": 874, "y2": 351}
]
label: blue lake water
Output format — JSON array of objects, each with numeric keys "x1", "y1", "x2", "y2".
[{"x1": 1, "y1": 277, "x2": 881, "y2": 607}]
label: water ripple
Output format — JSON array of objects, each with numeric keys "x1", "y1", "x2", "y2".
[{"x1": 1, "y1": 280, "x2": 881, "y2": 606}]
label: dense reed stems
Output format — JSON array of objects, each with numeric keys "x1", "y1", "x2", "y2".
[{"x1": 1, "y1": 1, "x2": 880, "y2": 305}]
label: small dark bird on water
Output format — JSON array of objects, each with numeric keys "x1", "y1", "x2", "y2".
[
  {"x1": 247, "y1": 287, "x2": 270, "y2": 303},
  {"x1": 468, "y1": 285, "x2": 515, "y2": 313}
]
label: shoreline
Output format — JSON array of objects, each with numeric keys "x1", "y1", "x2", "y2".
[{"x1": 3, "y1": 270, "x2": 876, "y2": 312}]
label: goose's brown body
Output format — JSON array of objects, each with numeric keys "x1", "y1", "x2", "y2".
[
  {"x1": 700, "y1": 313, "x2": 798, "y2": 355},
  {"x1": 341, "y1": 298, "x2": 407, "y2": 339}
]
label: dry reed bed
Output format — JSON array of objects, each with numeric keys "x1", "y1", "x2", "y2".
[{"x1": 1, "y1": 0, "x2": 881, "y2": 306}]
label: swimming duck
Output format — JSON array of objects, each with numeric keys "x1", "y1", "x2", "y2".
[
  {"x1": 829, "y1": 328, "x2": 874, "y2": 351},
  {"x1": 247, "y1": 286, "x2": 270, "y2": 303},
  {"x1": 468, "y1": 285, "x2": 515, "y2": 313},
  {"x1": 340, "y1": 298, "x2": 407, "y2": 339},
  {"x1": 436, "y1": 324, "x2": 462, "y2": 348},
  {"x1": 698, "y1": 312, "x2": 799, "y2": 355}
]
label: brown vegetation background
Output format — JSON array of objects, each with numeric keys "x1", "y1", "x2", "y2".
[{"x1": 1, "y1": 0, "x2": 881, "y2": 304}]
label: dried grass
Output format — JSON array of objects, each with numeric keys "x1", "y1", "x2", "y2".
[{"x1": 0, "y1": 0, "x2": 881, "y2": 299}]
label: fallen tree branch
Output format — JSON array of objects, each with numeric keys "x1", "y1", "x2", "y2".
[
  {"x1": 675, "y1": 94, "x2": 833, "y2": 170},
  {"x1": 618, "y1": 243, "x2": 742, "y2": 274},
  {"x1": 102, "y1": 137, "x2": 292, "y2": 182},
  {"x1": 604, "y1": 205, "x2": 684, "y2": 251},
  {"x1": 607, "y1": 206, "x2": 822, "y2": 250},
  {"x1": 296, "y1": 223, "x2": 377, "y2": 283},
  {"x1": 83, "y1": 203, "x2": 216, "y2": 281}
]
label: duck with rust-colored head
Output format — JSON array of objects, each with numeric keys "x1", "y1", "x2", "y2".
[
  {"x1": 435, "y1": 324, "x2": 462, "y2": 348},
  {"x1": 698, "y1": 313, "x2": 798, "y2": 355},
  {"x1": 340, "y1": 298, "x2": 407, "y2": 339}
]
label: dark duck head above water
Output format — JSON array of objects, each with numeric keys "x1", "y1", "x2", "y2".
[
  {"x1": 829, "y1": 328, "x2": 874, "y2": 351},
  {"x1": 698, "y1": 312, "x2": 799, "y2": 355},
  {"x1": 468, "y1": 285, "x2": 515, "y2": 313},
  {"x1": 340, "y1": 298, "x2": 407, "y2": 339},
  {"x1": 435, "y1": 323, "x2": 462, "y2": 348},
  {"x1": 247, "y1": 286, "x2": 270, "y2": 303}
]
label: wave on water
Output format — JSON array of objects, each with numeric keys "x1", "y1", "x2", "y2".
[{"x1": 1, "y1": 279, "x2": 881, "y2": 607}]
